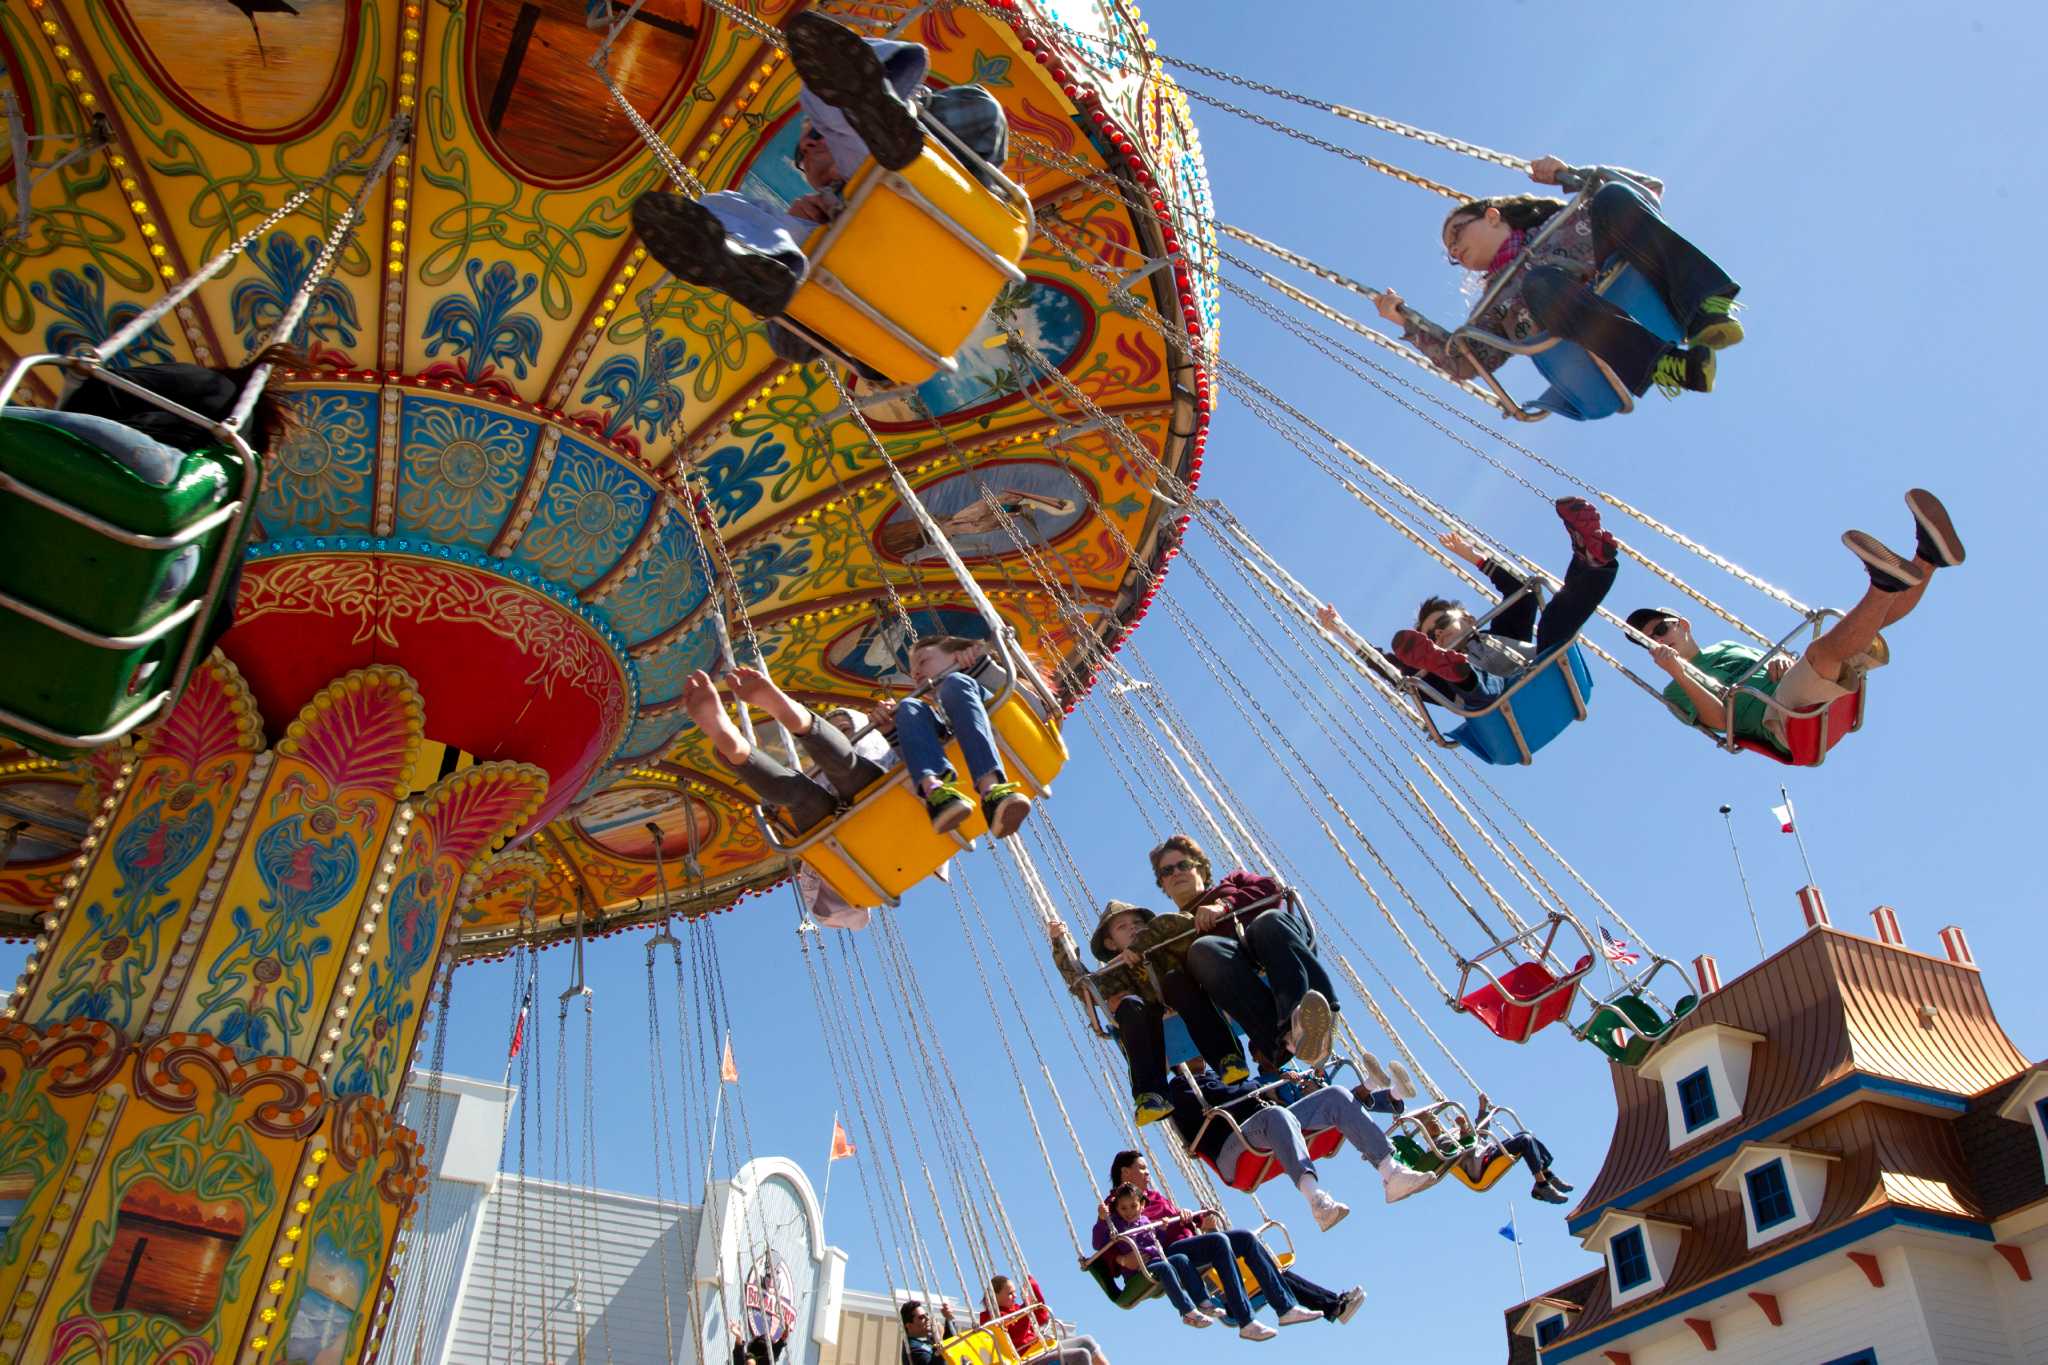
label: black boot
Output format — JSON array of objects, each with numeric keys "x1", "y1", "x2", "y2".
[
  {"x1": 784, "y1": 11, "x2": 925, "y2": 171},
  {"x1": 630, "y1": 193, "x2": 800, "y2": 319}
]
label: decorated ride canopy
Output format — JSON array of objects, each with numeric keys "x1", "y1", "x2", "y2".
[{"x1": 0, "y1": 0, "x2": 1217, "y2": 953}]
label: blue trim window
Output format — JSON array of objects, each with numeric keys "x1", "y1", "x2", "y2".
[
  {"x1": 1535, "y1": 1314, "x2": 1566, "y2": 1345},
  {"x1": 1817, "y1": 1352, "x2": 1877, "y2": 1365},
  {"x1": 1610, "y1": 1225, "x2": 1651, "y2": 1292},
  {"x1": 1677, "y1": 1067, "x2": 1719, "y2": 1132},
  {"x1": 2035, "y1": 1096, "x2": 2048, "y2": 1133},
  {"x1": 1745, "y1": 1159, "x2": 1796, "y2": 1230}
]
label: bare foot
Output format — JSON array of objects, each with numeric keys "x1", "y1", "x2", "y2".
[
  {"x1": 683, "y1": 671, "x2": 750, "y2": 764},
  {"x1": 724, "y1": 666, "x2": 811, "y2": 734}
]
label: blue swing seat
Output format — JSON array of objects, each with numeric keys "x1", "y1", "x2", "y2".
[
  {"x1": 1454, "y1": 259, "x2": 1685, "y2": 423},
  {"x1": 1425, "y1": 643, "x2": 1595, "y2": 767}
]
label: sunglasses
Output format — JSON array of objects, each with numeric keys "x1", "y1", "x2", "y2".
[
  {"x1": 1647, "y1": 618, "x2": 1676, "y2": 640},
  {"x1": 1153, "y1": 857, "x2": 1195, "y2": 883}
]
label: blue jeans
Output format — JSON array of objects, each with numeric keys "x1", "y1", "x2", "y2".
[
  {"x1": 1187, "y1": 907, "x2": 1337, "y2": 1060},
  {"x1": 1144, "y1": 1254, "x2": 1203, "y2": 1315},
  {"x1": 892, "y1": 671, "x2": 1002, "y2": 788},
  {"x1": 1217, "y1": 1088, "x2": 1392, "y2": 1184},
  {"x1": 1168, "y1": 1228, "x2": 1296, "y2": 1327}
]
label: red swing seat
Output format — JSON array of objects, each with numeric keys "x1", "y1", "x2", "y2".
[
  {"x1": 1731, "y1": 684, "x2": 1864, "y2": 767},
  {"x1": 1459, "y1": 954, "x2": 1595, "y2": 1043},
  {"x1": 1202, "y1": 1126, "x2": 1347, "y2": 1193}
]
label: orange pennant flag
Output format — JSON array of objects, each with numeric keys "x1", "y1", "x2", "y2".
[
  {"x1": 829, "y1": 1118, "x2": 857, "y2": 1162},
  {"x1": 719, "y1": 1034, "x2": 739, "y2": 1084}
]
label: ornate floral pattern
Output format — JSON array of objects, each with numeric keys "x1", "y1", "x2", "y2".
[
  {"x1": 420, "y1": 259, "x2": 544, "y2": 394},
  {"x1": 28, "y1": 265, "x2": 175, "y2": 369},
  {"x1": 577, "y1": 327, "x2": 700, "y2": 445},
  {"x1": 515, "y1": 438, "x2": 655, "y2": 589},
  {"x1": 257, "y1": 388, "x2": 377, "y2": 537},
  {"x1": 698, "y1": 431, "x2": 790, "y2": 529},
  {"x1": 229, "y1": 232, "x2": 361, "y2": 354},
  {"x1": 393, "y1": 396, "x2": 535, "y2": 547},
  {"x1": 596, "y1": 520, "x2": 707, "y2": 645}
]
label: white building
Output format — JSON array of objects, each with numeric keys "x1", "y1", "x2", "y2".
[{"x1": 377, "y1": 1072, "x2": 938, "y2": 1365}]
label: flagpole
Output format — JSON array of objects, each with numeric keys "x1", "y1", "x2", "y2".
[
  {"x1": 1509, "y1": 1199, "x2": 1527, "y2": 1299},
  {"x1": 820, "y1": 1109, "x2": 837, "y2": 1232},
  {"x1": 1719, "y1": 804, "x2": 1767, "y2": 960},
  {"x1": 1780, "y1": 785, "x2": 1820, "y2": 889}
]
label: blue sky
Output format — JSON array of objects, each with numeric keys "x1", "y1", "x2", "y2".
[{"x1": 9, "y1": 2, "x2": 2044, "y2": 1360}]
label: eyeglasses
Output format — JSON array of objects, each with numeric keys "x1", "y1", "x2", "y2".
[
  {"x1": 1443, "y1": 214, "x2": 1477, "y2": 264},
  {"x1": 1647, "y1": 618, "x2": 1676, "y2": 640},
  {"x1": 1153, "y1": 857, "x2": 1194, "y2": 883}
]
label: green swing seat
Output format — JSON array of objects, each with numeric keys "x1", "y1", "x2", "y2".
[
  {"x1": 1582, "y1": 991, "x2": 1700, "y2": 1066},
  {"x1": 1085, "y1": 1257, "x2": 1163, "y2": 1309},
  {"x1": 0, "y1": 410, "x2": 256, "y2": 752}
]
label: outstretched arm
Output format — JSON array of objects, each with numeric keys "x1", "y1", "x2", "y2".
[{"x1": 1375, "y1": 289, "x2": 1506, "y2": 380}]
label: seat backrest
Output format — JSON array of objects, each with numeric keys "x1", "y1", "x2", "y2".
[
  {"x1": 1528, "y1": 263, "x2": 1684, "y2": 421},
  {"x1": 1449, "y1": 645, "x2": 1595, "y2": 765}
]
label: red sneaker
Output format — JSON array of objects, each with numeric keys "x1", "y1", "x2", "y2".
[
  {"x1": 1555, "y1": 497, "x2": 1616, "y2": 568},
  {"x1": 1393, "y1": 629, "x2": 1473, "y2": 684}
]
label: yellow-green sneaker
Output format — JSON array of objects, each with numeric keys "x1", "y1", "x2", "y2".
[
  {"x1": 1134, "y1": 1092, "x2": 1172, "y2": 1127},
  {"x1": 924, "y1": 781, "x2": 973, "y2": 834},
  {"x1": 1687, "y1": 294, "x2": 1744, "y2": 349},
  {"x1": 1217, "y1": 1054, "x2": 1251, "y2": 1085}
]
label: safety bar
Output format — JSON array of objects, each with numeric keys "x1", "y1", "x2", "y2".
[
  {"x1": 0, "y1": 351, "x2": 260, "y2": 752},
  {"x1": 1079, "y1": 1211, "x2": 1207, "y2": 1271},
  {"x1": 1453, "y1": 913, "x2": 1597, "y2": 1009}
]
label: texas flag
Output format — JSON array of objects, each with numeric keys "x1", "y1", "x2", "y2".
[{"x1": 1770, "y1": 801, "x2": 1797, "y2": 833}]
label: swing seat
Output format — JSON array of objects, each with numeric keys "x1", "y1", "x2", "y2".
[
  {"x1": 1392, "y1": 1133, "x2": 1448, "y2": 1175},
  {"x1": 0, "y1": 410, "x2": 255, "y2": 753},
  {"x1": 941, "y1": 1326, "x2": 1021, "y2": 1365},
  {"x1": 773, "y1": 693, "x2": 1065, "y2": 909},
  {"x1": 781, "y1": 128, "x2": 1032, "y2": 386},
  {"x1": 1459, "y1": 955, "x2": 1594, "y2": 1043},
  {"x1": 1203, "y1": 1126, "x2": 1346, "y2": 1194},
  {"x1": 1435, "y1": 644, "x2": 1595, "y2": 766},
  {"x1": 1449, "y1": 1150, "x2": 1517, "y2": 1193},
  {"x1": 1734, "y1": 684, "x2": 1864, "y2": 767},
  {"x1": 1204, "y1": 1248, "x2": 1297, "y2": 1311},
  {"x1": 1525, "y1": 262, "x2": 1683, "y2": 421},
  {"x1": 1084, "y1": 1256, "x2": 1163, "y2": 1309}
]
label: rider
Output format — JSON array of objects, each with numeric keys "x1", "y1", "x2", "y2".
[
  {"x1": 869, "y1": 634, "x2": 1033, "y2": 836},
  {"x1": 1323, "y1": 498, "x2": 1617, "y2": 709},
  {"x1": 898, "y1": 1300, "x2": 957, "y2": 1365},
  {"x1": 980, "y1": 1274, "x2": 1108, "y2": 1364},
  {"x1": 1417, "y1": 1095, "x2": 1575, "y2": 1205},
  {"x1": 1165, "y1": 1067, "x2": 1435, "y2": 1230},
  {"x1": 1375, "y1": 156, "x2": 1738, "y2": 400},
  {"x1": 630, "y1": 12, "x2": 1008, "y2": 370},
  {"x1": 1149, "y1": 835, "x2": 1338, "y2": 1068},
  {"x1": 1627, "y1": 490, "x2": 1963, "y2": 755},
  {"x1": 1048, "y1": 900, "x2": 1250, "y2": 1126}
]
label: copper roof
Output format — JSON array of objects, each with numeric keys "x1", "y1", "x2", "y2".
[
  {"x1": 1503, "y1": 1271, "x2": 1602, "y2": 1365},
  {"x1": 1958, "y1": 1069, "x2": 2048, "y2": 1219},
  {"x1": 1570, "y1": 927, "x2": 2028, "y2": 1223}
]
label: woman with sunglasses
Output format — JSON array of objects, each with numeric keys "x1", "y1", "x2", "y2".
[
  {"x1": 1320, "y1": 497, "x2": 1618, "y2": 711},
  {"x1": 1372, "y1": 156, "x2": 1737, "y2": 402},
  {"x1": 1148, "y1": 835, "x2": 1339, "y2": 1069},
  {"x1": 1627, "y1": 490, "x2": 1964, "y2": 756}
]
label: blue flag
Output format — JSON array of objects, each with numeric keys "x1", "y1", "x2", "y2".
[{"x1": 1498, "y1": 1220, "x2": 1519, "y2": 1245}]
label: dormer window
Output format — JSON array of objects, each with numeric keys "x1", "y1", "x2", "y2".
[
  {"x1": 1577, "y1": 1210, "x2": 1688, "y2": 1307},
  {"x1": 1639, "y1": 1023, "x2": 1765, "y2": 1149},
  {"x1": 1536, "y1": 1313, "x2": 1567, "y2": 1345},
  {"x1": 1676, "y1": 1067, "x2": 1719, "y2": 1132},
  {"x1": 1995, "y1": 1068, "x2": 2048, "y2": 1180},
  {"x1": 1510, "y1": 1296, "x2": 1582, "y2": 1349},
  {"x1": 1713, "y1": 1142, "x2": 1839, "y2": 1248}
]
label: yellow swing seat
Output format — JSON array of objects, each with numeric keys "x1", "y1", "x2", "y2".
[
  {"x1": 769, "y1": 689, "x2": 1067, "y2": 910},
  {"x1": 780, "y1": 123, "x2": 1033, "y2": 387},
  {"x1": 940, "y1": 1325, "x2": 1022, "y2": 1365},
  {"x1": 1449, "y1": 1150, "x2": 1518, "y2": 1192}
]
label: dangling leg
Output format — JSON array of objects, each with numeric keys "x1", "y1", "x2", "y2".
[
  {"x1": 1186, "y1": 934, "x2": 1284, "y2": 1064},
  {"x1": 1158, "y1": 965, "x2": 1250, "y2": 1083},
  {"x1": 1586, "y1": 181, "x2": 1742, "y2": 348},
  {"x1": 632, "y1": 191, "x2": 805, "y2": 318},
  {"x1": 1240, "y1": 908, "x2": 1336, "y2": 1066},
  {"x1": 726, "y1": 666, "x2": 886, "y2": 800},
  {"x1": 785, "y1": 14, "x2": 929, "y2": 171},
  {"x1": 682, "y1": 671, "x2": 839, "y2": 830},
  {"x1": 1523, "y1": 265, "x2": 1709, "y2": 398},
  {"x1": 889, "y1": 696, "x2": 973, "y2": 833},
  {"x1": 1109, "y1": 996, "x2": 1173, "y2": 1124}
]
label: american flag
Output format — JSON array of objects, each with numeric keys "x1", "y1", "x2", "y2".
[{"x1": 1599, "y1": 926, "x2": 1640, "y2": 967}]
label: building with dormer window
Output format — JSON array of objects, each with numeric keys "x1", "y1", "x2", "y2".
[{"x1": 1503, "y1": 906, "x2": 2048, "y2": 1365}]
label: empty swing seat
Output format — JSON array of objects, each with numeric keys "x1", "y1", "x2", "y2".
[
  {"x1": 1440, "y1": 644, "x2": 1595, "y2": 766},
  {"x1": 1582, "y1": 990, "x2": 1700, "y2": 1066},
  {"x1": 1459, "y1": 954, "x2": 1595, "y2": 1043},
  {"x1": 781, "y1": 130, "x2": 1032, "y2": 386},
  {"x1": 0, "y1": 410, "x2": 254, "y2": 753},
  {"x1": 773, "y1": 692, "x2": 1066, "y2": 909}
]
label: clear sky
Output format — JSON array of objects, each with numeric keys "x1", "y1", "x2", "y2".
[{"x1": 9, "y1": 3, "x2": 2044, "y2": 1360}]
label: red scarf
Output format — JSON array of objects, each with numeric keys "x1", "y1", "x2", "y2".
[{"x1": 1486, "y1": 228, "x2": 1528, "y2": 276}]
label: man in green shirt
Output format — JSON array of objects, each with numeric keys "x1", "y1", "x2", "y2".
[{"x1": 1626, "y1": 489, "x2": 1964, "y2": 754}]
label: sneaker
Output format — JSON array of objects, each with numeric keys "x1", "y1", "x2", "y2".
[
  {"x1": 1387, "y1": 1060, "x2": 1418, "y2": 1102},
  {"x1": 1217, "y1": 1053, "x2": 1252, "y2": 1086},
  {"x1": 924, "y1": 781, "x2": 973, "y2": 834},
  {"x1": 1651, "y1": 345, "x2": 1715, "y2": 397},
  {"x1": 1356, "y1": 1051, "x2": 1393, "y2": 1091},
  {"x1": 1287, "y1": 990, "x2": 1334, "y2": 1067},
  {"x1": 784, "y1": 12, "x2": 927, "y2": 171},
  {"x1": 1905, "y1": 488, "x2": 1965, "y2": 568},
  {"x1": 1196, "y1": 1302, "x2": 1227, "y2": 1320},
  {"x1": 1277, "y1": 1306, "x2": 1323, "y2": 1327},
  {"x1": 1391, "y1": 629, "x2": 1472, "y2": 685},
  {"x1": 630, "y1": 193, "x2": 800, "y2": 319},
  {"x1": 1333, "y1": 1286, "x2": 1367, "y2": 1324},
  {"x1": 1543, "y1": 1171, "x2": 1575, "y2": 1194},
  {"x1": 1309, "y1": 1190, "x2": 1350, "y2": 1232},
  {"x1": 1531, "y1": 1180, "x2": 1570, "y2": 1205},
  {"x1": 1381, "y1": 1163, "x2": 1435, "y2": 1204},
  {"x1": 1238, "y1": 1321, "x2": 1278, "y2": 1342},
  {"x1": 1134, "y1": 1092, "x2": 1172, "y2": 1127},
  {"x1": 1181, "y1": 1310, "x2": 1214, "y2": 1329},
  {"x1": 1555, "y1": 497, "x2": 1616, "y2": 569},
  {"x1": 980, "y1": 781, "x2": 1032, "y2": 838},
  {"x1": 1842, "y1": 531, "x2": 1923, "y2": 594},
  {"x1": 1686, "y1": 294, "x2": 1744, "y2": 350}
]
